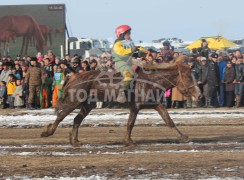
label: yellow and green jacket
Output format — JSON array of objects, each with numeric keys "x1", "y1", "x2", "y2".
[{"x1": 112, "y1": 39, "x2": 147, "y2": 62}]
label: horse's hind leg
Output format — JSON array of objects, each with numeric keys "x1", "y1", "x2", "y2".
[
  {"x1": 124, "y1": 105, "x2": 139, "y2": 145},
  {"x1": 69, "y1": 103, "x2": 95, "y2": 146},
  {"x1": 41, "y1": 108, "x2": 74, "y2": 137},
  {"x1": 155, "y1": 104, "x2": 189, "y2": 143},
  {"x1": 20, "y1": 36, "x2": 25, "y2": 55}
]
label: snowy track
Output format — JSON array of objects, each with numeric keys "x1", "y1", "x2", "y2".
[
  {"x1": 0, "y1": 108, "x2": 244, "y2": 179},
  {"x1": 0, "y1": 108, "x2": 244, "y2": 128}
]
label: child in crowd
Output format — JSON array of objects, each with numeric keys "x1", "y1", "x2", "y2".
[
  {"x1": 7, "y1": 74, "x2": 16, "y2": 109},
  {"x1": 13, "y1": 79, "x2": 24, "y2": 108},
  {"x1": 0, "y1": 81, "x2": 7, "y2": 109},
  {"x1": 11, "y1": 67, "x2": 21, "y2": 80},
  {"x1": 40, "y1": 71, "x2": 53, "y2": 108},
  {"x1": 52, "y1": 66, "x2": 64, "y2": 108}
]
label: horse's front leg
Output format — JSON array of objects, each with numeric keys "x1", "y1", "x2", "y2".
[
  {"x1": 155, "y1": 104, "x2": 189, "y2": 143},
  {"x1": 124, "y1": 106, "x2": 139, "y2": 145},
  {"x1": 69, "y1": 104, "x2": 93, "y2": 146},
  {"x1": 41, "y1": 108, "x2": 74, "y2": 137}
]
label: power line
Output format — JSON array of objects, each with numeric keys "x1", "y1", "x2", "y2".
[{"x1": 65, "y1": 5, "x2": 73, "y2": 37}]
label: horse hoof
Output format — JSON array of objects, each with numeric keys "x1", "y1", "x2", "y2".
[
  {"x1": 40, "y1": 131, "x2": 48, "y2": 137},
  {"x1": 69, "y1": 132, "x2": 83, "y2": 147},
  {"x1": 72, "y1": 140, "x2": 83, "y2": 147},
  {"x1": 40, "y1": 124, "x2": 54, "y2": 137},
  {"x1": 179, "y1": 135, "x2": 189, "y2": 143},
  {"x1": 124, "y1": 139, "x2": 136, "y2": 146}
]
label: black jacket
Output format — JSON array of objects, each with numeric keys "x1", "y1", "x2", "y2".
[{"x1": 206, "y1": 60, "x2": 220, "y2": 86}]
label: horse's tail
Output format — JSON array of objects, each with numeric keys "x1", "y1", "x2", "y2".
[{"x1": 54, "y1": 71, "x2": 95, "y2": 114}]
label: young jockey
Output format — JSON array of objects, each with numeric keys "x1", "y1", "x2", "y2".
[{"x1": 112, "y1": 25, "x2": 147, "y2": 103}]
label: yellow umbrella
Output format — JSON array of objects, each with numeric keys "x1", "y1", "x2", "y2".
[
  {"x1": 185, "y1": 36, "x2": 237, "y2": 50},
  {"x1": 185, "y1": 39, "x2": 203, "y2": 50},
  {"x1": 208, "y1": 37, "x2": 237, "y2": 50}
]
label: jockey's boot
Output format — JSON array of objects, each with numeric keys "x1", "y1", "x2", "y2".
[
  {"x1": 116, "y1": 81, "x2": 130, "y2": 103},
  {"x1": 116, "y1": 88, "x2": 127, "y2": 103}
]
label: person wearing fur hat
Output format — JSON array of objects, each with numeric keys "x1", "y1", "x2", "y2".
[
  {"x1": 24, "y1": 57, "x2": 44, "y2": 110},
  {"x1": 197, "y1": 39, "x2": 210, "y2": 58}
]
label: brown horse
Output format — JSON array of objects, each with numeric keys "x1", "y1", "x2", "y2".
[
  {"x1": 41, "y1": 56, "x2": 201, "y2": 146},
  {"x1": 0, "y1": 15, "x2": 46, "y2": 55}
]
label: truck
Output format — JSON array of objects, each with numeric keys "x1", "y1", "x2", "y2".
[{"x1": 64, "y1": 37, "x2": 111, "y2": 57}]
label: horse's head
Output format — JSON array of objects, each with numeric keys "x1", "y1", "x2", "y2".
[
  {"x1": 174, "y1": 56, "x2": 201, "y2": 101},
  {"x1": 36, "y1": 38, "x2": 46, "y2": 54},
  {"x1": 142, "y1": 56, "x2": 202, "y2": 102}
]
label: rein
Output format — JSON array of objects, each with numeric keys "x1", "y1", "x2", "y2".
[
  {"x1": 158, "y1": 64, "x2": 195, "y2": 96},
  {"x1": 176, "y1": 64, "x2": 196, "y2": 96}
]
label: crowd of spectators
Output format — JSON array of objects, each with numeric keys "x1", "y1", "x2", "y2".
[{"x1": 0, "y1": 39, "x2": 244, "y2": 110}]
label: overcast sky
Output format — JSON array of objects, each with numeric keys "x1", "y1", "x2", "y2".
[{"x1": 0, "y1": 0, "x2": 243, "y2": 42}]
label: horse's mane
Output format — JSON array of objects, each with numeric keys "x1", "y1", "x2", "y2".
[
  {"x1": 143, "y1": 55, "x2": 188, "y2": 70},
  {"x1": 143, "y1": 63, "x2": 176, "y2": 70}
]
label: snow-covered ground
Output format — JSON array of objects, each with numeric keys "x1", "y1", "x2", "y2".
[
  {"x1": 0, "y1": 108, "x2": 244, "y2": 128},
  {"x1": 1, "y1": 108, "x2": 244, "y2": 179}
]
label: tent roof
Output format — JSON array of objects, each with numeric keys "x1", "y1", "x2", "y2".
[{"x1": 185, "y1": 36, "x2": 237, "y2": 50}]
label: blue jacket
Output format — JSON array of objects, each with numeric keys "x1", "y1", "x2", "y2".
[
  {"x1": 218, "y1": 60, "x2": 227, "y2": 81},
  {"x1": 0, "y1": 86, "x2": 7, "y2": 98}
]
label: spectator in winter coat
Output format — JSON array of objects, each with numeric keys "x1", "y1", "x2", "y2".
[
  {"x1": 0, "y1": 63, "x2": 12, "y2": 83},
  {"x1": 218, "y1": 55, "x2": 229, "y2": 107},
  {"x1": 0, "y1": 81, "x2": 7, "y2": 108},
  {"x1": 44, "y1": 58, "x2": 54, "y2": 77},
  {"x1": 224, "y1": 61, "x2": 236, "y2": 107},
  {"x1": 206, "y1": 53, "x2": 220, "y2": 107},
  {"x1": 90, "y1": 59, "x2": 98, "y2": 70},
  {"x1": 186, "y1": 59, "x2": 201, "y2": 108},
  {"x1": 36, "y1": 52, "x2": 43, "y2": 63},
  {"x1": 12, "y1": 79, "x2": 24, "y2": 108},
  {"x1": 199, "y1": 57, "x2": 208, "y2": 107},
  {"x1": 47, "y1": 50, "x2": 55, "y2": 64},
  {"x1": 15, "y1": 64, "x2": 23, "y2": 79},
  {"x1": 40, "y1": 72, "x2": 53, "y2": 108},
  {"x1": 71, "y1": 58, "x2": 81, "y2": 73},
  {"x1": 54, "y1": 57, "x2": 61, "y2": 66},
  {"x1": 11, "y1": 67, "x2": 21, "y2": 80},
  {"x1": 25, "y1": 57, "x2": 44, "y2": 110},
  {"x1": 80, "y1": 60, "x2": 90, "y2": 72},
  {"x1": 234, "y1": 58, "x2": 244, "y2": 107},
  {"x1": 7, "y1": 74, "x2": 16, "y2": 109},
  {"x1": 160, "y1": 40, "x2": 174, "y2": 62},
  {"x1": 52, "y1": 66, "x2": 64, "y2": 108},
  {"x1": 197, "y1": 39, "x2": 210, "y2": 58}
]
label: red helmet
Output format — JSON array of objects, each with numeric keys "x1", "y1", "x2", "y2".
[{"x1": 115, "y1": 25, "x2": 131, "y2": 38}]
